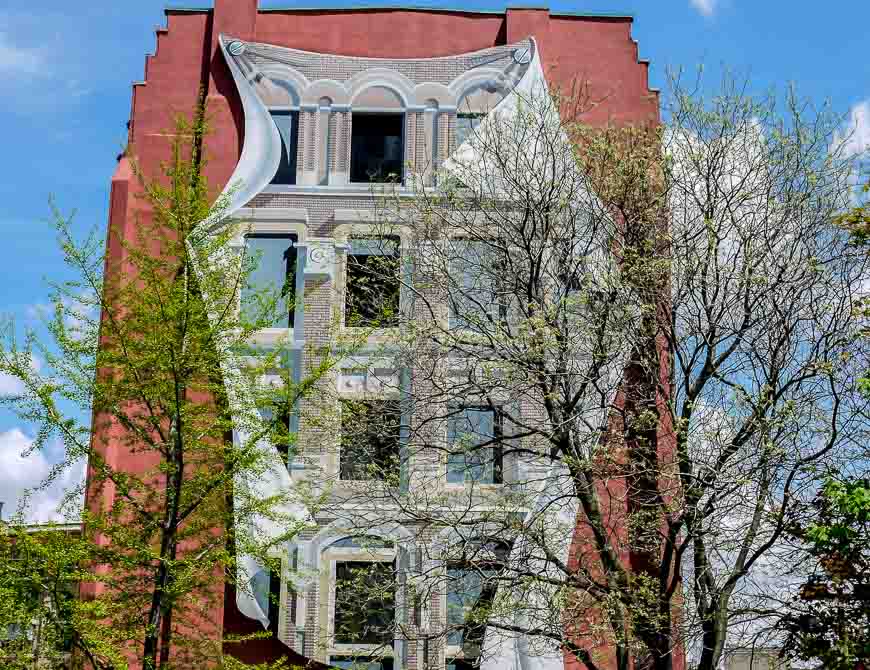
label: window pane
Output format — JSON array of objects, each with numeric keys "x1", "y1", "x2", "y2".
[
  {"x1": 334, "y1": 561, "x2": 395, "y2": 644},
  {"x1": 332, "y1": 658, "x2": 394, "y2": 670},
  {"x1": 267, "y1": 568, "x2": 282, "y2": 637},
  {"x1": 446, "y1": 564, "x2": 499, "y2": 648},
  {"x1": 448, "y1": 240, "x2": 505, "y2": 331},
  {"x1": 456, "y1": 113, "x2": 484, "y2": 147},
  {"x1": 351, "y1": 113, "x2": 404, "y2": 183},
  {"x1": 242, "y1": 235, "x2": 297, "y2": 328},
  {"x1": 345, "y1": 238, "x2": 400, "y2": 327},
  {"x1": 270, "y1": 111, "x2": 298, "y2": 185},
  {"x1": 447, "y1": 408, "x2": 501, "y2": 484},
  {"x1": 332, "y1": 536, "x2": 395, "y2": 550},
  {"x1": 340, "y1": 400, "x2": 402, "y2": 481}
]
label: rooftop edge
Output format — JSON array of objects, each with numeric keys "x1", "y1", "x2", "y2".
[{"x1": 164, "y1": 3, "x2": 633, "y2": 20}]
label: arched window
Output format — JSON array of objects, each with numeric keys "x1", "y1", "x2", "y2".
[
  {"x1": 351, "y1": 86, "x2": 406, "y2": 184},
  {"x1": 322, "y1": 534, "x2": 399, "y2": 669},
  {"x1": 257, "y1": 76, "x2": 301, "y2": 185}
]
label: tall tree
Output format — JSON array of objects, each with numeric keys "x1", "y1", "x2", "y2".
[
  {"x1": 0, "y1": 105, "x2": 336, "y2": 669},
  {"x1": 325, "y1": 76, "x2": 868, "y2": 670}
]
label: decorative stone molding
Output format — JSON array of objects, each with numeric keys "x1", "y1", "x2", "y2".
[
  {"x1": 294, "y1": 237, "x2": 348, "y2": 281},
  {"x1": 227, "y1": 207, "x2": 308, "y2": 248}
]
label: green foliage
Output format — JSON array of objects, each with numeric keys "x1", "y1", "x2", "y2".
[
  {"x1": 780, "y1": 180, "x2": 870, "y2": 670},
  {"x1": 0, "y1": 104, "x2": 329, "y2": 668},
  {"x1": 785, "y1": 478, "x2": 870, "y2": 669}
]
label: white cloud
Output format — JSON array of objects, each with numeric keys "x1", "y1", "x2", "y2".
[
  {"x1": 0, "y1": 428, "x2": 84, "y2": 523},
  {"x1": 0, "y1": 372, "x2": 26, "y2": 396},
  {"x1": 833, "y1": 100, "x2": 870, "y2": 158},
  {"x1": 0, "y1": 355, "x2": 41, "y2": 397},
  {"x1": 690, "y1": 0, "x2": 717, "y2": 16},
  {"x1": 0, "y1": 31, "x2": 43, "y2": 76}
]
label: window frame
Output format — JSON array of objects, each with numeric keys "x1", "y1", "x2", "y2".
[
  {"x1": 349, "y1": 112, "x2": 406, "y2": 185},
  {"x1": 441, "y1": 539, "x2": 511, "y2": 663},
  {"x1": 338, "y1": 398, "x2": 403, "y2": 483},
  {"x1": 446, "y1": 237, "x2": 511, "y2": 333},
  {"x1": 240, "y1": 232, "x2": 299, "y2": 330},
  {"x1": 341, "y1": 234, "x2": 403, "y2": 331},
  {"x1": 445, "y1": 405, "x2": 504, "y2": 487},
  {"x1": 320, "y1": 540, "x2": 398, "y2": 665}
]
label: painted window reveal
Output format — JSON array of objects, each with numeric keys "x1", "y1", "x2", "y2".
[
  {"x1": 345, "y1": 237, "x2": 400, "y2": 328},
  {"x1": 270, "y1": 111, "x2": 299, "y2": 185},
  {"x1": 241, "y1": 234, "x2": 297, "y2": 328},
  {"x1": 340, "y1": 399, "x2": 402, "y2": 481},
  {"x1": 350, "y1": 113, "x2": 404, "y2": 183},
  {"x1": 333, "y1": 560, "x2": 396, "y2": 645},
  {"x1": 446, "y1": 407, "x2": 503, "y2": 485}
]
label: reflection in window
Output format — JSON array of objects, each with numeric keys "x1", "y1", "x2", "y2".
[
  {"x1": 334, "y1": 561, "x2": 396, "y2": 645},
  {"x1": 456, "y1": 113, "x2": 485, "y2": 147},
  {"x1": 447, "y1": 407, "x2": 503, "y2": 485},
  {"x1": 340, "y1": 400, "x2": 402, "y2": 481},
  {"x1": 242, "y1": 234, "x2": 297, "y2": 328},
  {"x1": 448, "y1": 240, "x2": 508, "y2": 332},
  {"x1": 351, "y1": 113, "x2": 404, "y2": 183},
  {"x1": 345, "y1": 237, "x2": 400, "y2": 327},
  {"x1": 270, "y1": 111, "x2": 299, "y2": 185}
]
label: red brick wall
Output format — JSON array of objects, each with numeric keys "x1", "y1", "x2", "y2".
[{"x1": 91, "y1": 4, "x2": 662, "y2": 667}]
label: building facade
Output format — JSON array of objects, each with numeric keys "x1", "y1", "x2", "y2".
[{"x1": 92, "y1": 2, "x2": 659, "y2": 668}]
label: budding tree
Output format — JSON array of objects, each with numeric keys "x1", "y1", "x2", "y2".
[
  {"x1": 319, "y1": 74, "x2": 869, "y2": 670},
  {"x1": 0, "y1": 107, "x2": 339, "y2": 670}
]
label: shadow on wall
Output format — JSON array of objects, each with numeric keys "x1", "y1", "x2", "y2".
[{"x1": 222, "y1": 580, "x2": 333, "y2": 669}]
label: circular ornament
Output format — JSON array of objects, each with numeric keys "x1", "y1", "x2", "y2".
[
  {"x1": 228, "y1": 40, "x2": 247, "y2": 56},
  {"x1": 513, "y1": 47, "x2": 532, "y2": 65}
]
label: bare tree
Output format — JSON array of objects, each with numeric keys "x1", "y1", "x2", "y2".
[{"x1": 307, "y1": 75, "x2": 868, "y2": 670}]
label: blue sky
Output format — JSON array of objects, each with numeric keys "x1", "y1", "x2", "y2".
[{"x1": 0, "y1": 0, "x2": 868, "y2": 521}]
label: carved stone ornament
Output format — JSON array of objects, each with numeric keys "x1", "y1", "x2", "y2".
[{"x1": 294, "y1": 238, "x2": 349, "y2": 281}]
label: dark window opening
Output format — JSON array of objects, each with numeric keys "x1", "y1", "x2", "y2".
[
  {"x1": 242, "y1": 234, "x2": 297, "y2": 328},
  {"x1": 351, "y1": 113, "x2": 404, "y2": 183},
  {"x1": 334, "y1": 561, "x2": 396, "y2": 645},
  {"x1": 268, "y1": 568, "x2": 282, "y2": 638},
  {"x1": 340, "y1": 399, "x2": 402, "y2": 481},
  {"x1": 345, "y1": 237, "x2": 400, "y2": 327},
  {"x1": 447, "y1": 407, "x2": 503, "y2": 485},
  {"x1": 270, "y1": 111, "x2": 299, "y2": 185},
  {"x1": 447, "y1": 659, "x2": 478, "y2": 670}
]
